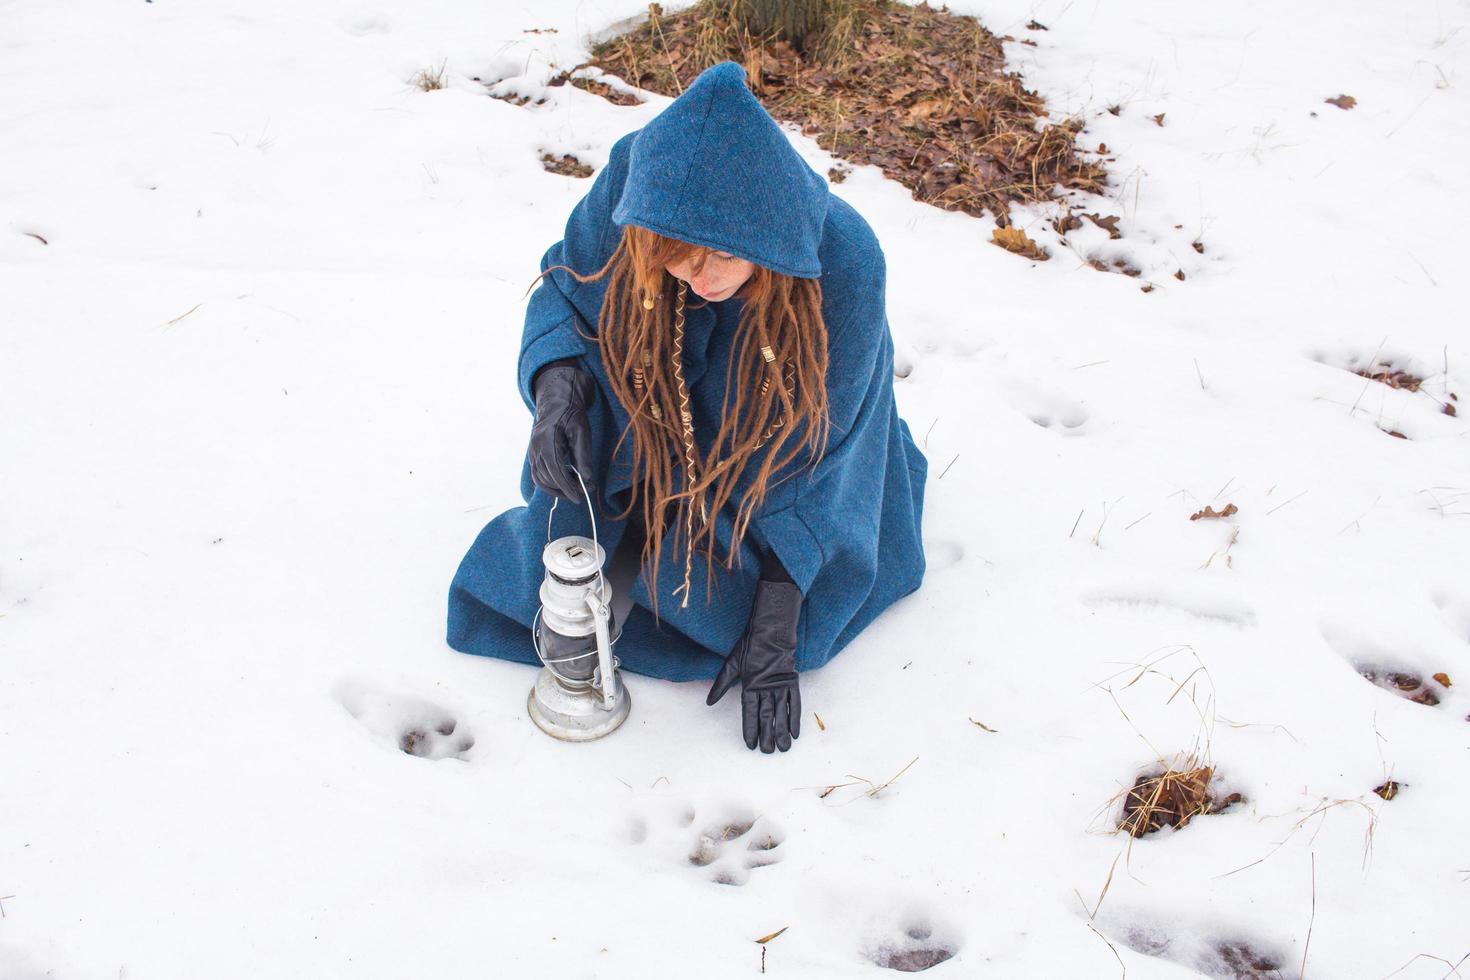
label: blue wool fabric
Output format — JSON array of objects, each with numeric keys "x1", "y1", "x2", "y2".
[{"x1": 447, "y1": 61, "x2": 928, "y2": 681}]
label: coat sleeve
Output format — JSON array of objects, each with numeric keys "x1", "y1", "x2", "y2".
[
  {"x1": 751, "y1": 244, "x2": 892, "y2": 596},
  {"x1": 515, "y1": 135, "x2": 634, "y2": 409}
]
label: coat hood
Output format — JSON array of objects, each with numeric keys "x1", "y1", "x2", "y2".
[{"x1": 611, "y1": 61, "x2": 830, "y2": 279}]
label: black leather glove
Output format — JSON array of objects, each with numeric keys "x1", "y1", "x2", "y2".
[
  {"x1": 529, "y1": 361, "x2": 597, "y2": 502},
  {"x1": 707, "y1": 576, "x2": 802, "y2": 753}
]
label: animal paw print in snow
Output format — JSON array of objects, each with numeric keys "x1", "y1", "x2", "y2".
[
  {"x1": 398, "y1": 716, "x2": 475, "y2": 760},
  {"x1": 629, "y1": 801, "x2": 785, "y2": 886},
  {"x1": 865, "y1": 916, "x2": 960, "y2": 973},
  {"x1": 687, "y1": 809, "x2": 784, "y2": 886},
  {"x1": 335, "y1": 679, "x2": 475, "y2": 761}
]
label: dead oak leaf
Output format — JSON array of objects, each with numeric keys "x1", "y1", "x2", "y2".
[
  {"x1": 1325, "y1": 94, "x2": 1357, "y2": 110},
  {"x1": 991, "y1": 226, "x2": 1049, "y2": 260},
  {"x1": 905, "y1": 98, "x2": 946, "y2": 123},
  {"x1": 1083, "y1": 212, "x2": 1121, "y2": 239},
  {"x1": 885, "y1": 84, "x2": 917, "y2": 105},
  {"x1": 1189, "y1": 503, "x2": 1238, "y2": 521},
  {"x1": 1053, "y1": 211, "x2": 1083, "y2": 234}
]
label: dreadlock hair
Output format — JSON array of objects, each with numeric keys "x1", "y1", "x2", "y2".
[{"x1": 531, "y1": 224, "x2": 830, "y2": 614}]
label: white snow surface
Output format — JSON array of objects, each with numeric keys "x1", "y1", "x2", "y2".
[{"x1": 3, "y1": 0, "x2": 1469, "y2": 977}]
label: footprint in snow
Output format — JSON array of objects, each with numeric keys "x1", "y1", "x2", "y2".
[
  {"x1": 1079, "y1": 583, "x2": 1256, "y2": 629},
  {"x1": 334, "y1": 679, "x2": 475, "y2": 761},
  {"x1": 1432, "y1": 591, "x2": 1470, "y2": 645},
  {"x1": 627, "y1": 799, "x2": 784, "y2": 886},
  {"x1": 338, "y1": 13, "x2": 391, "y2": 36},
  {"x1": 863, "y1": 914, "x2": 961, "y2": 973},
  {"x1": 1096, "y1": 913, "x2": 1297, "y2": 980},
  {"x1": 1318, "y1": 623, "x2": 1453, "y2": 710},
  {"x1": 995, "y1": 377, "x2": 1089, "y2": 433}
]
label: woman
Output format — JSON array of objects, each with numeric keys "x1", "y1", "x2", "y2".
[{"x1": 447, "y1": 61, "x2": 927, "y2": 753}]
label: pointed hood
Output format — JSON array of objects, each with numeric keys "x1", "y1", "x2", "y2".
[{"x1": 612, "y1": 61, "x2": 830, "y2": 279}]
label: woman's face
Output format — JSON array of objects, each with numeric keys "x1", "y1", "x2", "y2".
[{"x1": 665, "y1": 249, "x2": 756, "y2": 302}]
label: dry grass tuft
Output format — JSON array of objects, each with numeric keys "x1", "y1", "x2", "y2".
[
  {"x1": 1117, "y1": 758, "x2": 1243, "y2": 838},
  {"x1": 412, "y1": 61, "x2": 448, "y2": 92}
]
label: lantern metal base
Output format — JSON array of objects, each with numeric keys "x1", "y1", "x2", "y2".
[{"x1": 527, "y1": 667, "x2": 631, "y2": 741}]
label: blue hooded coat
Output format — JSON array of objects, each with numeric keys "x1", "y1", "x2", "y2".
[{"x1": 447, "y1": 62, "x2": 927, "y2": 681}]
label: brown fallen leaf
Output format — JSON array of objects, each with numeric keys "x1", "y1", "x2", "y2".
[
  {"x1": 1174, "y1": 270, "x2": 1186, "y2": 281},
  {"x1": 1443, "y1": 403, "x2": 1457, "y2": 417},
  {"x1": 1386, "y1": 672, "x2": 1421, "y2": 691},
  {"x1": 969, "y1": 717, "x2": 999, "y2": 733},
  {"x1": 541, "y1": 152, "x2": 594, "y2": 178},
  {"x1": 1084, "y1": 212, "x2": 1121, "y2": 239},
  {"x1": 1433, "y1": 672, "x2": 1452, "y2": 687},
  {"x1": 1190, "y1": 503, "x2": 1238, "y2": 521},
  {"x1": 1053, "y1": 211, "x2": 1082, "y2": 234},
  {"x1": 1192, "y1": 240, "x2": 1205, "y2": 254},
  {"x1": 884, "y1": 84, "x2": 917, "y2": 105},
  {"x1": 814, "y1": 712, "x2": 826, "y2": 731},
  {"x1": 1152, "y1": 112, "x2": 1166, "y2": 126},
  {"x1": 991, "y1": 226, "x2": 1049, "y2": 260},
  {"x1": 1325, "y1": 94, "x2": 1357, "y2": 110},
  {"x1": 754, "y1": 926, "x2": 789, "y2": 945},
  {"x1": 1373, "y1": 780, "x2": 1399, "y2": 801},
  {"x1": 905, "y1": 98, "x2": 946, "y2": 123},
  {"x1": 1355, "y1": 368, "x2": 1424, "y2": 392},
  {"x1": 1026, "y1": 19, "x2": 1049, "y2": 30}
]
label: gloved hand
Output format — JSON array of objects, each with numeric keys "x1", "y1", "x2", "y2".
[
  {"x1": 529, "y1": 361, "x2": 597, "y2": 502},
  {"x1": 707, "y1": 576, "x2": 802, "y2": 753}
]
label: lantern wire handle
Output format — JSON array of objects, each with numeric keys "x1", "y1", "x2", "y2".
[
  {"x1": 545, "y1": 467, "x2": 599, "y2": 562},
  {"x1": 533, "y1": 466, "x2": 619, "y2": 679}
]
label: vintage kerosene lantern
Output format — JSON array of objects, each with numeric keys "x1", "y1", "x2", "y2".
[{"x1": 528, "y1": 531, "x2": 632, "y2": 740}]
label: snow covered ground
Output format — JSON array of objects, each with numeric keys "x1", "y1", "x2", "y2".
[{"x1": 3, "y1": 0, "x2": 1468, "y2": 976}]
